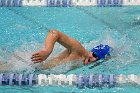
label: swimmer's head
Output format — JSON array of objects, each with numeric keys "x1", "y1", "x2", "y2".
[
  {"x1": 91, "y1": 44, "x2": 111, "y2": 60},
  {"x1": 84, "y1": 44, "x2": 111, "y2": 65}
]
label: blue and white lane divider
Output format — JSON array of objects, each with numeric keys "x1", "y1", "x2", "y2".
[
  {"x1": 0, "y1": 0, "x2": 22, "y2": 7},
  {"x1": 0, "y1": 74, "x2": 140, "y2": 88}
]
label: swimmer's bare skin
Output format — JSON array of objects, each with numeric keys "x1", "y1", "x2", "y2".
[{"x1": 31, "y1": 29, "x2": 98, "y2": 70}]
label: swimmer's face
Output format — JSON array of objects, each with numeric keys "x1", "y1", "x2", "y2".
[{"x1": 83, "y1": 52, "x2": 98, "y2": 65}]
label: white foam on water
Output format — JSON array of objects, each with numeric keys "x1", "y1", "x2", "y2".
[
  {"x1": 5, "y1": 41, "x2": 44, "y2": 73},
  {"x1": 0, "y1": 40, "x2": 66, "y2": 73},
  {"x1": 15, "y1": 24, "x2": 31, "y2": 30}
]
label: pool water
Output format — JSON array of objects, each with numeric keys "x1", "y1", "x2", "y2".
[{"x1": 0, "y1": 6, "x2": 140, "y2": 93}]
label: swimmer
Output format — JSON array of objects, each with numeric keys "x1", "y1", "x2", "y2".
[
  {"x1": 0, "y1": 29, "x2": 111, "y2": 73},
  {"x1": 31, "y1": 29, "x2": 111, "y2": 70}
]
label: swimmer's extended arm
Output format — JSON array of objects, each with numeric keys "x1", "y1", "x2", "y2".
[
  {"x1": 31, "y1": 30, "x2": 59, "y2": 63},
  {"x1": 31, "y1": 29, "x2": 88, "y2": 63}
]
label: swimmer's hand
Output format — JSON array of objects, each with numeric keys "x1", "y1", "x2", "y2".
[{"x1": 31, "y1": 49, "x2": 50, "y2": 63}]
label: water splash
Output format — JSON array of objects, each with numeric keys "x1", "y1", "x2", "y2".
[
  {"x1": 81, "y1": 30, "x2": 139, "y2": 74},
  {"x1": 0, "y1": 40, "x2": 66, "y2": 73}
]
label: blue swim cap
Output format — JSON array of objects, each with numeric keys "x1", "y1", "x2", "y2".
[{"x1": 91, "y1": 44, "x2": 111, "y2": 60}]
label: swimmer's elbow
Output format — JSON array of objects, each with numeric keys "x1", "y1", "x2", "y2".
[{"x1": 48, "y1": 29, "x2": 60, "y2": 35}]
